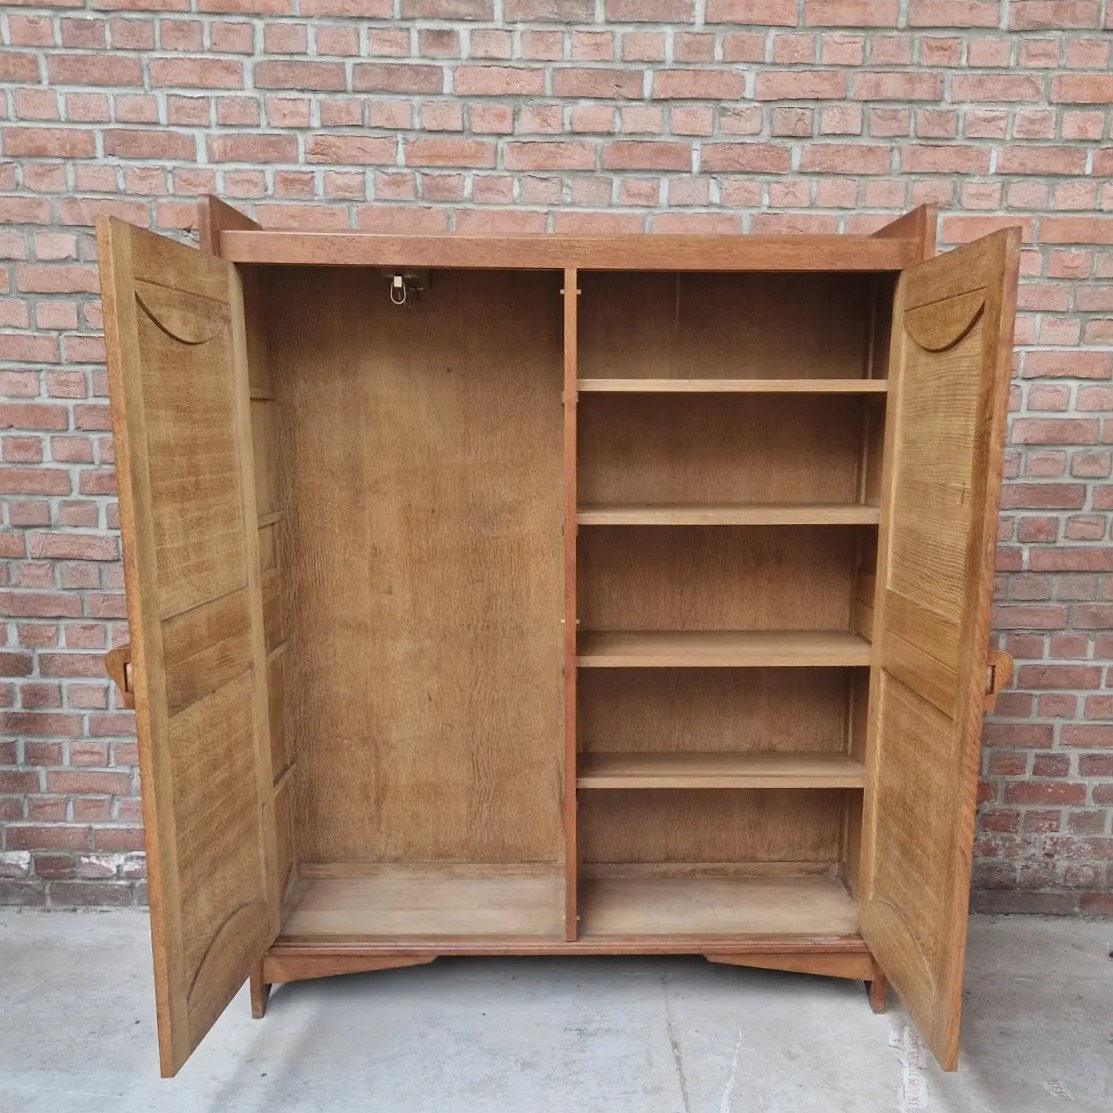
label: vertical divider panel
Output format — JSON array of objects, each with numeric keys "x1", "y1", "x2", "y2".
[
  {"x1": 563, "y1": 268, "x2": 579, "y2": 941},
  {"x1": 198, "y1": 198, "x2": 296, "y2": 901}
]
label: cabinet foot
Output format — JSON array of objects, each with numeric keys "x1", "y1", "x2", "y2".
[
  {"x1": 249, "y1": 963, "x2": 271, "y2": 1020},
  {"x1": 865, "y1": 966, "x2": 888, "y2": 1014}
]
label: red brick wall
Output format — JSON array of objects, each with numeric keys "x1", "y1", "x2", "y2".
[{"x1": 1, "y1": 2, "x2": 1111, "y2": 913}]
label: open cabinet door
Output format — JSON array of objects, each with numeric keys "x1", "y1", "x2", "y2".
[
  {"x1": 98, "y1": 218, "x2": 279, "y2": 1076},
  {"x1": 859, "y1": 228, "x2": 1020, "y2": 1070}
]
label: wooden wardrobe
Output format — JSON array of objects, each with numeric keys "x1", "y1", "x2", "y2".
[{"x1": 99, "y1": 200, "x2": 1019, "y2": 1077}]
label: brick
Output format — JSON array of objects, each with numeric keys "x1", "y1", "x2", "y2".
[
  {"x1": 255, "y1": 60, "x2": 344, "y2": 91},
  {"x1": 606, "y1": 0, "x2": 693, "y2": 16},
  {"x1": 701, "y1": 144, "x2": 791, "y2": 173},
  {"x1": 6, "y1": 827, "x2": 90, "y2": 853},
  {"x1": 150, "y1": 57, "x2": 242, "y2": 88},
  {"x1": 651, "y1": 70, "x2": 744, "y2": 100},
  {"x1": 804, "y1": 0, "x2": 898, "y2": 24},
  {"x1": 1004, "y1": 781, "x2": 1087, "y2": 805},
  {"x1": 1030, "y1": 548, "x2": 1113, "y2": 572},
  {"x1": 47, "y1": 54, "x2": 142, "y2": 86},
  {"x1": 1013, "y1": 418, "x2": 1099, "y2": 445},
  {"x1": 207, "y1": 135, "x2": 297, "y2": 163},
  {"x1": 404, "y1": 138, "x2": 496, "y2": 168},
  {"x1": 706, "y1": 0, "x2": 797, "y2": 22},
  {"x1": 504, "y1": 142, "x2": 595, "y2": 171},
  {"x1": 800, "y1": 144, "x2": 890, "y2": 173},
  {"x1": 908, "y1": 0, "x2": 1000, "y2": 24},
  {"x1": 306, "y1": 136, "x2": 396, "y2": 165},
  {"x1": 602, "y1": 141, "x2": 691, "y2": 171},
  {"x1": 505, "y1": 0, "x2": 594, "y2": 16},
  {"x1": 1051, "y1": 75, "x2": 1113, "y2": 104},
  {"x1": 755, "y1": 71, "x2": 846, "y2": 100},
  {"x1": 854, "y1": 72, "x2": 943, "y2": 100},
  {"x1": 401, "y1": 0, "x2": 492, "y2": 14},
  {"x1": 353, "y1": 64, "x2": 443, "y2": 94},
  {"x1": 1009, "y1": 1, "x2": 1101, "y2": 30},
  {"x1": 999, "y1": 148, "x2": 1089, "y2": 176},
  {"x1": 901, "y1": 145, "x2": 991, "y2": 174},
  {"x1": 454, "y1": 67, "x2": 544, "y2": 96},
  {"x1": 952, "y1": 75, "x2": 1043, "y2": 102},
  {"x1": 1023, "y1": 352, "x2": 1111, "y2": 380},
  {"x1": 553, "y1": 69, "x2": 643, "y2": 99},
  {"x1": 3, "y1": 128, "x2": 95, "y2": 159},
  {"x1": 300, "y1": 0, "x2": 390, "y2": 11}
]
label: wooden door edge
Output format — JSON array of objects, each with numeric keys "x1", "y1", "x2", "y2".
[
  {"x1": 984, "y1": 648, "x2": 1014, "y2": 712},
  {"x1": 104, "y1": 644, "x2": 134, "y2": 709},
  {"x1": 198, "y1": 196, "x2": 259, "y2": 257},
  {"x1": 871, "y1": 205, "x2": 938, "y2": 262}
]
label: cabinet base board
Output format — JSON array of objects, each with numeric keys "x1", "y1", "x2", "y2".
[{"x1": 254, "y1": 942, "x2": 882, "y2": 1019}]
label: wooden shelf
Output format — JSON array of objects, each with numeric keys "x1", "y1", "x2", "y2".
[
  {"x1": 281, "y1": 865, "x2": 563, "y2": 939},
  {"x1": 577, "y1": 630, "x2": 872, "y2": 668},
  {"x1": 577, "y1": 503, "x2": 881, "y2": 527},
  {"x1": 577, "y1": 752, "x2": 866, "y2": 790},
  {"x1": 578, "y1": 872, "x2": 859, "y2": 938},
  {"x1": 578, "y1": 378, "x2": 888, "y2": 394}
]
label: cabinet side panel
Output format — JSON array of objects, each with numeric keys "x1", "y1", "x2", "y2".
[{"x1": 266, "y1": 268, "x2": 564, "y2": 864}]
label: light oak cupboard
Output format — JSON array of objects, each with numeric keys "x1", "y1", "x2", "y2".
[{"x1": 98, "y1": 200, "x2": 1020, "y2": 1077}]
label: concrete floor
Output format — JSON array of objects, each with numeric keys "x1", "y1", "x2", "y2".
[{"x1": 0, "y1": 911, "x2": 1110, "y2": 1113}]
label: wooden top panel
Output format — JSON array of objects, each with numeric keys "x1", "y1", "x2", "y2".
[{"x1": 221, "y1": 231, "x2": 921, "y2": 272}]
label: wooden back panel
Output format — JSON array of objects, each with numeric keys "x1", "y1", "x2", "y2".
[
  {"x1": 578, "y1": 272, "x2": 874, "y2": 379},
  {"x1": 262, "y1": 268, "x2": 564, "y2": 864},
  {"x1": 580, "y1": 394, "x2": 867, "y2": 505},
  {"x1": 579, "y1": 526, "x2": 861, "y2": 633},
  {"x1": 98, "y1": 219, "x2": 278, "y2": 1076},
  {"x1": 859, "y1": 229, "x2": 1020, "y2": 1070}
]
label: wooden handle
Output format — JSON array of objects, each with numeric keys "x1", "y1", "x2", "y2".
[
  {"x1": 983, "y1": 648, "x2": 1013, "y2": 712},
  {"x1": 105, "y1": 644, "x2": 135, "y2": 709}
]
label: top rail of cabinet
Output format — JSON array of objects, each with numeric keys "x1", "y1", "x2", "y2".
[{"x1": 217, "y1": 231, "x2": 923, "y2": 272}]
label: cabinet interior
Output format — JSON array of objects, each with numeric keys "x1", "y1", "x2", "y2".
[{"x1": 248, "y1": 265, "x2": 895, "y2": 943}]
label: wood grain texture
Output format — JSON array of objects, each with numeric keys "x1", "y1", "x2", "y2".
[
  {"x1": 705, "y1": 951, "x2": 874, "y2": 980},
  {"x1": 579, "y1": 789, "x2": 846, "y2": 864},
  {"x1": 858, "y1": 229, "x2": 1020, "y2": 1072},
  {"x1": 281, "y1": 867, "x2": 564, "y2": 938},
  {"x1": 577, "y1": 378, "x2": 888, "y2": 394},
  {"x1": 104, "y1": 644, "x2": 134, "y2": 709},
  {"x1": 867, "y1": 967, "x2": 889, "y2": 1013},
  {"x1": 577, "y1": 503, "x2": 881, "y2": 526},
  {"x1": 578, "y1": 526, "x2": 861, "y2": 633},
  {"x1": 262, "y1": 953, "x2": 436, "y2": 984},
  {"x1": 577, "y1": 752, "x2": 866, "y2": 790},
  {"x1": 579, "y1": 667, "x2": 854, "y2": 755},
  {"x1": 97, "y1": 217, "x2": 278, "y2": 1078},
  {"x1": 579, "y1": 272, "x2": 872, "y2": 380},
  {"x1": 262, "y1": 267, "x2": 564, "y2": 864},
  {"x1": 579, "y1": 394, "x2": 866, "y2": 505},
  {"x1": 871, "y1": 205, "x2": 938, "y2": 264},
  {"x1": 248, "y1": 962, "x2": 269, "y2": 1019},
  {"x1": 265, "y1": 934, "x2": 867, "y2": 956},
  {"x1": 578, "y1": 874, "x2": 859, "y2": 937},
  {"x1": 197, "y1": 196, "x2": 259, "y2": 257},
  {"x1": 562, "y1": 268, "x2": 579, "y2": 941},
  {"x1": 577, "y1": 630, "x2": 872, "y2": 668},
  {"x1": 221, "y1": 231, "x2": 920, "y2": 271}
]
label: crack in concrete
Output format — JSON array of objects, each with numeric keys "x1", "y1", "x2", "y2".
[{"x1": 662, "y1": 975, "x2": 693, "y2": 1113}]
